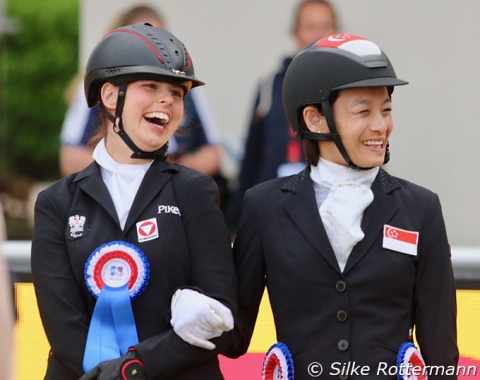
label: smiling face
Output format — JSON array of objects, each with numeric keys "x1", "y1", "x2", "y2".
[
  {"x1": 101, "y1": 79, "x2": 190, "y2": 163},
  {"x1": 319, "y1": 87, "x2": 394, "y2": 168}
]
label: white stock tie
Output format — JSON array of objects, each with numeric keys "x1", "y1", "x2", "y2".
[
  {"x1": 93, "y1": 139, "x2": 152, "y2": 229},
  {"x1": 311, "y1": 159, "x2": 378, "y2": 272}
]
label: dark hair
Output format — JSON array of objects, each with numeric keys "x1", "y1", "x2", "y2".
[
  {"x1": 87, "y1": 108, "x2": 107, "y2": 149},
  {"x1": 303, "y1": 139, "x2": 320, "y2": 167}
]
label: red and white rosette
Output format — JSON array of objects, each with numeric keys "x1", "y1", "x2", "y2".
[
  {"x1": 84, "y1": 240, "x2": 149, "y2": 300},
  {"x1": 262, "y1": 342, "x2": 294, "y2": 380},
  {"x1": 396, "y1": 342, "x2": 428, "y2": 380}
]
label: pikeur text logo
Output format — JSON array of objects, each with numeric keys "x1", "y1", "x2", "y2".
[{"x1": 158, "y1": 205, "x2": 181, "y2": 216}]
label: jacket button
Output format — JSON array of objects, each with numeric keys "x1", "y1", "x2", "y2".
[
  {"x1": 337, "y1": 339, "x2": 349, "y2": 351},
  {"x1": 337, "y1": 310, "x2": 348, "y2": 322},
  {"x1": 336, "y1": 280, "x2": 347, "y2": 292}
]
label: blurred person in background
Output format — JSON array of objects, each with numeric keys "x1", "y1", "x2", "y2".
[
  {"x1": 227, "y1": 0, "x2": 338, "y2": 230},
  {"x1": 60, "y1": 5, "x2": 229, "y2": 209}
]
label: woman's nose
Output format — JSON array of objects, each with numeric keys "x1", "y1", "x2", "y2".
[
  {"x1": 370, "y1": 112, "x2": 389, "y2": 133},
  {"x1": 156, "y1": 89, "x2": 174, "y2": 104}
]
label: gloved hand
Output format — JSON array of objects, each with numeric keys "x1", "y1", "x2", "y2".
[
  {"x1": 80, "y1": 349, "x2": 145, "y2": 380},
  {"x1": 170, "y1": 289, "x2": 234, "y2": 350}
]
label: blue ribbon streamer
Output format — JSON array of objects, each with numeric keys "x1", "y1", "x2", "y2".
[{"x1": 83, "y1": 284, "x2": 138, "y2": 372}]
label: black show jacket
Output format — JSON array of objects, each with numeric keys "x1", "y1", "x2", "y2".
[
  {"x1": 228, "y1": 168, "x2": 458, "y2": 380},
  {"x1": 32, "y1": 160, "x2": 237, "y2": 379}
]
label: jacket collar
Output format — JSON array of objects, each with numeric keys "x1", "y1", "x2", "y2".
[
  {"x1": 73, "y1": 160, "x2": 179, "y2": 231},
  {"x1": 281, "y1": 167, "x2": 401, "y2": 274},
  {"x1": 281, "y1": 167, "x2": 401, "y2": 194}
]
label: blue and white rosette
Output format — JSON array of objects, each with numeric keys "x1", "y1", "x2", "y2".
[
  {"x1": 396, "y1": 342, "x2": 428, "y2": 380},
  {"x1": 262, "y1": 342, "x2": 294, "y2": 380},
  {"x1": 83, "y1": 241, "x2": 149, "y2": 372}
]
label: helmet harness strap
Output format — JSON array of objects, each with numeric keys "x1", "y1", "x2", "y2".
[
  {"x1": 102, "y1": 84, "x2": 169, "y2": 161},
  {"x1": 321, "y1": 99, "x2": 358, "y2": 169},
  {"x1": 299, "y1": 100, "x2": 357, "y2": 168},
  {"x1": 301, "y1": 100, "x2": 390, "y2": 169}
]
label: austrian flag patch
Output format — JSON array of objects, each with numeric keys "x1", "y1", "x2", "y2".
[
  {"x1": 136, "y1": 218, "x2": 159, "y2": 243},
  {"x1": 382, "y1": 225, "x2": 419, "y2": 256}
]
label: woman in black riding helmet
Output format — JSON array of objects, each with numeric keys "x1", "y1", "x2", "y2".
[
  {"x1": 32, "y1": 24, "x2": 237, "y2": 380},
  {"x1": 227, "y1": 34, "x2": 458, "y2": 379}
]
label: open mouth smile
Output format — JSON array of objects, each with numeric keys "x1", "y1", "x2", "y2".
[{"x1": 144, "y1": 112, "x2": 169, "y2": 128}]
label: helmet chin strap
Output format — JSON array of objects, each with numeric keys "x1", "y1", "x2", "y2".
[
  {"x1": 302, "y1": 100, "x2": 389, "y2": 169},
  {"x1": 101, "y1": 84, "x2": 169, "y2": 160},
  {"x1": 321, "y1": 100, "x2": 359, "y2": 169}
]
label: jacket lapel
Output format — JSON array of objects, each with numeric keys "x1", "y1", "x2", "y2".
[
  {"x1": 74, "y1": 160, "x2": 178, "y2": 231},
  {"x1": 343, "y1": 169, "x2": 401, "y2": 273},
  {"x1": 74, "y1": 162, "x2": 119, "y2": 224},
  {"x1": 282, "y1": 169, "x2": 341, "y2": 273},
  {"x1": 123, "y1": 160, "x2": 178, "y2": 233}
]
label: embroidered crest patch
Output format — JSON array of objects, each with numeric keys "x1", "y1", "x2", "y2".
[{"x1": 68, "y1": 214, "x2": 88, "y2": 239}]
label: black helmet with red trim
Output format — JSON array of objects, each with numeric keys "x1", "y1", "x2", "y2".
[
  {"x1": 85, "y1": 23, "x2": 204, "y2": 107},
  {"x1": 283, "y1": 34, "x2": 408, "y2": 168},
  {"x1": 83, "y1": 24, "x2": 204, "y2": 160}
]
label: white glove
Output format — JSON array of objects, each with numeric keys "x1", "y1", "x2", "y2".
[{"x1": 170, "y1": 289, "x2": 234, "y2": 350}]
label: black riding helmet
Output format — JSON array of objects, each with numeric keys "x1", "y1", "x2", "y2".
[
  {"x1": 84, "y1": 23, "x2": 204, "y2": 159},
  {"x1": 283, "y1": 34, "x2": 408, "y2": 168}
]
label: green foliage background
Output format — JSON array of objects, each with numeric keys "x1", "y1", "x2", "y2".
[{"x1": 2, "y1": 0, "x2": 79, "y2": 181}]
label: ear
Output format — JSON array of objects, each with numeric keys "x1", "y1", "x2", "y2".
[
  {"x1": 303, "y1": 105, "x2": 326, "y2": 133},
  {"x1": 100, "y1": 82, "x2": 119, "y2": 110}
]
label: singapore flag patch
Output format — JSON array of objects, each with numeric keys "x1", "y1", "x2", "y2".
[
  {"x1": 136, "y1": 218, "x2": 159, "y2": 243},
  {"x1": 382, "y1": 225, "x2": 419, "y2": 256}
]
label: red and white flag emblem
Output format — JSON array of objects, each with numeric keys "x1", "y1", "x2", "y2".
[{"x1": 382, "y1": 225, "x2": 419, "y2": 256}]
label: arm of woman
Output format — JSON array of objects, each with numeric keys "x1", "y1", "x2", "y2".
[
  {"x1": 224, "y1": 187, "x2": 267, "y2": 358},
  {"x1": 414, "y1": 192, "x2": 459, "y2": 372},
  {"x1": 31, "y1": 190, "x2": 90, "y2": 377},
  {"x1": 134, "y1": 174, "x2": 238, "y2": 377}
]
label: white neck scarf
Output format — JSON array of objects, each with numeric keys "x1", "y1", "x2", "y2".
[
  {"x1": 93, "y1": 139, "x2": 153, "y2": 230},
  {"x1": 310, "y1": 158, "x2": 378, "y2": 272}
]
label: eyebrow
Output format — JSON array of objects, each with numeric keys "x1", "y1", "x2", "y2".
[{"x1": 351, "y1": 96, "x2": 392, "y2": 107}]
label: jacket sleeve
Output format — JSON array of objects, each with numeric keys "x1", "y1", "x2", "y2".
[
  {"x1": 414, "y1": 192, "x2": 459, "y2": 377},
  {"x1": 224, "y1": 187, "x2": 267, "y2": 358},
  {"x1": 135, "y1": 174, "x2": 239, "y2": 378},
  {"x1": 31, "y1": 189, "x2": 89, "y2": 377}
]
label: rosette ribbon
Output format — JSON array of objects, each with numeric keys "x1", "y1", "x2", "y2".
[
  {"x1": 262, "y1": 342, "x2": 294, "y2": 380},
  {"x1": 82, "y1": 241, "x2": 149, "y2": 372},
  {"x1": 396, "y1": 342, "x2": 428, "y2": 380}
]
